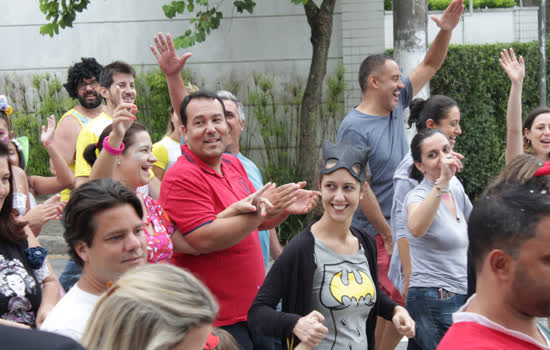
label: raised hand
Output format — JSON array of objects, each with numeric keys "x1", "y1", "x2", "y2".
[
  {"x1": 150, "y1": 32, "x2": 192, "y2": 77},
  {"x1": 430, "y1": 0, "x2": 464, "y2": 31},
  {"x1": 439, "y1": 152, "x2": 463, "y2": 184},
  {"x1": 499, "y1": 48, "x2": 525, "y2": 84},
  {"x1": 110, "y1": 86, "x2": 136, "y2": 138},
  {"x1": 40, "y1": 115, "x2": 56, "y2": 145}
]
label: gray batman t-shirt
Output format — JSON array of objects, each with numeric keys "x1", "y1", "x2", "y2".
[{"x1": 311, "y1": 237, "x2": 376, "y2": 349}]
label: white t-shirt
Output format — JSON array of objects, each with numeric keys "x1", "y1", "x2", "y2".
[{"x1": 40, "y1": 284, "x2": 100, "y2": 341}]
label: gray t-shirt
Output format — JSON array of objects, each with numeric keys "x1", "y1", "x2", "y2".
[
  {"x1": 400, "y1": 177, "x2": 473, "y2": 294},
  {"x1": 336, "y1": 76, "x2": 413, "y2": 236},
  {"x1": 311, "y1": 238, "x2": 376, "y2": 350},
  {"x1": 388, "y1": 151, "x2": 416, "y2": 292}
]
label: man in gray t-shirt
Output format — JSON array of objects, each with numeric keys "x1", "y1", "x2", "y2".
[{"x1": 336, "y1": 1, "x2": 465, "y2": 347}]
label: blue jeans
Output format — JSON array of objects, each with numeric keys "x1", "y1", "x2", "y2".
[
  {"x1": 406, "y1": 287, "x2": 466, "y2": 350},
  {"x1": 59, "y1": 259, "x2": 82, "y2": 292}
]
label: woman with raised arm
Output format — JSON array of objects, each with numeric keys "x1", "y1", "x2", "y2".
[
  {"x1": 403, "y1": 129, "x2": 472, "y2": 350},
  {"x1": 84, "y1": 98, "x2": 198, "y2": 262},
  {"x1": 389, "y1": 95, "x2": 463, "y2": 350},
  {"x1": 248, "y1": 141, "x2": 415, "y2": 350},
  {"x1": 501, "y1": 48, "x2": 550, "y2": 163},
  {"x1": 390, "y1": 95, "x2": 462, "y2": 300}
]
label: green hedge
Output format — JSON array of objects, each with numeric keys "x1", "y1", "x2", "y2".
[
  {"x1": 391, "y1": 41, "x2": 546, "y2": 200},
  {"x1": 433, "y1": 42, "x2": 545, "y2": 199},
  {"x1": 385, "y1": 0, "x2": 517, "y2": 11}
]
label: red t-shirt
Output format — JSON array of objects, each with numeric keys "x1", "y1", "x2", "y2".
[
  {"x1": 438, "y1": 321, "x2": 550, "y2": 350},
  {"x1": 159, "y1": 145, "x2": 265, "y2": 327}
]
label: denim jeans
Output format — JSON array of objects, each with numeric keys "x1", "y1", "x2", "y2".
[
  {"x1": 59, "y1": 259, "x2": 82, "y2": 292},
  {"x1": 406, "y1": 287, "x2": 467, "y2": 350}
]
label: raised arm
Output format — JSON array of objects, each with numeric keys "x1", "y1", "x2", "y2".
[
  {"x1": 407, "y1": 154, "x2": 462, "y2": 237},
  {"x1": 499, "y1": 48, "x2": 525, "y2": 164},
  {"x1": 30, "y1": 115, "x2": 75, "y2": 195},
  {"x1": 150, "y1": 33, "x2": 191, "y2": 118},
  {"x1": 409, "y1": 0, "x2": 464, "y2": 96},
  {"x1": 89, "y1": 89, "x2": 135, "y2": 181}
]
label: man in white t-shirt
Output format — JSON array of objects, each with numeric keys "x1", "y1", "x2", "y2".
[
  {"x1": 439, "y1": 178, "x2": 550, "y2": 350},
  {"x1": 41, "y1": 179, "x2": 146, "y2": 341}
]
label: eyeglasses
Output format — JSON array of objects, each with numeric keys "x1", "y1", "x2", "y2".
[{"x1": 78, "y1": 80, "x2": 100, "y2": 90}]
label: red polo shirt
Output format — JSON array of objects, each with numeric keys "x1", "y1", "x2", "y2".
[{"x1": 159, "y1": 144, "x2": 265, "y2": 327}]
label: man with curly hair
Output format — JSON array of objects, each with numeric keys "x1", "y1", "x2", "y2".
[{"x1": 53, "y1": 57, "x2": 105, "y2": 203}]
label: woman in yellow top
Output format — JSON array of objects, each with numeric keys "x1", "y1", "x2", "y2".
[{"x1": 152, "y1": 106, "x2": 183, "y2": 181}]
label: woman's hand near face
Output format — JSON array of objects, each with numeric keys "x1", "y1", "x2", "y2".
[
  {"x1": 293, "y1": 310, "x2": 328, "y2": 347},
  {"x1": 438, "y1": 152, "x2": 463, "y2": 185},
  {"x1": 110, "y1": 86, "x2": 137, "y2": 140}
]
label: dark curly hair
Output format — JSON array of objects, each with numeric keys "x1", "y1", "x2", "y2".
[{"x1": 64, "y1": 58, "x2": 103, "y2": 99}]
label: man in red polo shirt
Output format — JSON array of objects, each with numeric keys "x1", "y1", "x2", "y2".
[
  {"x1": 159, "y1": 89, "x2": 318, "y2": 350},
  {"x1": 438, "y1": 179, "x2": 550, "y2": 350}
]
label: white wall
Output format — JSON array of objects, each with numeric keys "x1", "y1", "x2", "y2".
[
  {"x1": 1, "y1": 0, "x2": 343, "y2": 91},
  {"x1": 385, "y1": 7, "x2": 538, "y2": 49}
]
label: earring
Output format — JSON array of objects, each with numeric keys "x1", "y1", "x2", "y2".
[{"x1": 116, "y1": 159, "x2": 121, "y2": 165}]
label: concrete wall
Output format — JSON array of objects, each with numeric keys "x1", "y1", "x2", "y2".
[
  {"x1": 385, "y1": 7, "x2": 539, "y2": 49},
  {"x1": 341, "y1": 0, "x2": 385, "y2": 111},
  {"x1": 1, "y1": 1, "x2": 344, "y2": 93}
]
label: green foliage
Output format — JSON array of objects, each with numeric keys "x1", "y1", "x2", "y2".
[
  {"x1": 244, "y1": 63, "x2": 345, "y2": 242},
  {"x1": 39, "y1": 0, "x2": 91, "y2": 36},
  {"x1": 134, "y1": 68, "x2": 198, "y2": 143},
  {"x1": 389, "y1": 41, "x2": 547, "y2": 200},
  {"x1": 162, "y1": 0, "x2": 258, "y2": 49},
  {"x1": 384, "y1": 0, "x2": 516, "y2": 10}
]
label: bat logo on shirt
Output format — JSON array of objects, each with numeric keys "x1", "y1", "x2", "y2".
[{"x1": 329, "y1": 270, "x2": 375, "y2": 306}]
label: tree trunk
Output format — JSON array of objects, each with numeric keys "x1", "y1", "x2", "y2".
[
  {"x1": 297, "y1": 0, "x2": 336, "y2": 184},
  {"x1": 393, "y1": 0, "x2": 428, "y2": 142}
]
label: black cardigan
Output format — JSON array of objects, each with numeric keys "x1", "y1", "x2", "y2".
[{"x1": 248, "y1": 222, "x2": 397, "y2": 350}]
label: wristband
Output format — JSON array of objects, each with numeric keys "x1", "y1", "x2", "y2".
[
  {"x1": 43, "y1": 141, "x2": 53, "y2": 148},
  {"x1": 103, "y1": 136, "x2": 125, "y2": 155},
  {"x1": 434, "y1": 179, "x2": 450, "y2": 198}
]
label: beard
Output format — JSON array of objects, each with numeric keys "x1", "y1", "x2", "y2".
[{"x1": 77, "y1": 91, "x2": 103, "y2": 109}]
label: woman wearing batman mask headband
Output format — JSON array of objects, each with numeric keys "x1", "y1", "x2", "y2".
[{"x1": 248, "y1": 141, "x2": 415, "y2": 350}]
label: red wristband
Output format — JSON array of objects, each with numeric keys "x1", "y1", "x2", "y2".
[
  {"x1": 102, "y1": 136, "x2": 125, "y2": 155},
  {"x1": 43, "y1": 141, "x2": 53, "y2": 148}
]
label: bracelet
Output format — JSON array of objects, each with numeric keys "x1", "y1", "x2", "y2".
[
  {"x1": 102, "y1": 136, "x2": 125, "y2": 155},
  {"x1": 43, "y1": 141, "x2": 53, "y2": 148},
  {"x1": 434, "y1": 179, "x2": 450, "y2": 198}
]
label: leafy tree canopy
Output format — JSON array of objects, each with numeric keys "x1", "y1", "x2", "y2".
[{"x1": 39, "y1": 0, "x2": 308, "y2": 49}]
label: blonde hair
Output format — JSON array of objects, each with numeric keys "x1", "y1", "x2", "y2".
[
  {"x1": 211, "y1": 327, "x2": 239, "y2": 350},
  {"x1": 496, "y1": 154, "x2": 544, "y2": 184},
  {"x1": 81, "y1": 264, "x2": 218, "y2": 350}
]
